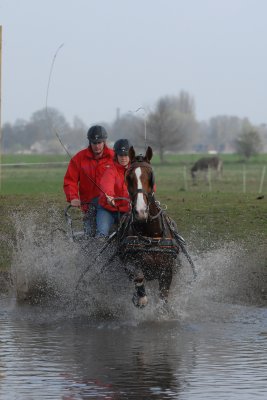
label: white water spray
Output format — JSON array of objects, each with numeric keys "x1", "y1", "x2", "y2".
[{"x1": 8, "y1": 208, "x2": 267, "y2": 323}]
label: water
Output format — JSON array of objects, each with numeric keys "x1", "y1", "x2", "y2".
[
  {"x1": 0, "y1": 210, "x2": 266, "y2": 399},
  {"x1": 0, "y1": 299, "x2": 266, "y2": 399}
]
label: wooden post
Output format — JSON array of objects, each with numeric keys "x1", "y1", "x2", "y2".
[
  {"x1": 0, "y1": 26, "x2": 2, "y2": 191},
  {"x1": 208, "y1": 166, "x2": 212, "y2": 192},
  {"x1": 243, "y1": 164, "x2": 246, "y2": 193},
  {"x1": 259, "y1": 165, "x2": 266, "y2": 194},
  {"x1": 183, "y1": 166, "x2": 188, "y2": 191}
]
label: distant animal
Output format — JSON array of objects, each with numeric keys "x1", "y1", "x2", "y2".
[{"x1": 191, "y1": 156, "x2": 223, "y2": 184}]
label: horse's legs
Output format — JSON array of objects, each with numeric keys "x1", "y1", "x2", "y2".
[
  {"x1": 124, "y1": 261, "x2": 148, "y2": 308},
  {"x1": 132, "y1": 271, "x2": 148, "y2": 308},
  {"x1": 158, "y1": 266, "x2": 173, "y2": 302}
]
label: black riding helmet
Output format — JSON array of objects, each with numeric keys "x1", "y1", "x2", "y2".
[
  {"x1": 114, "y1": 139, "x2": 130, "y2": 156},
  {"x1": 87, "y1": 125, "x2": 108, "y2": 143}
]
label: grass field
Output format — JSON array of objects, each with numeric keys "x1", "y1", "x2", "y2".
[
  {"x1": 1, "y1": 152, "x2": 267, "y2": 195},
  {"x1": 0, "y1": 152, "x2": 267, "y2": 271}
]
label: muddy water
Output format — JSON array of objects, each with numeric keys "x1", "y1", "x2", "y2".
[
  {"x1": 0, "y1": 298, "x2": 266, "y2": 399},
  {"x1": 0, "y1": 212, "x2": 266, "y2": 399}
]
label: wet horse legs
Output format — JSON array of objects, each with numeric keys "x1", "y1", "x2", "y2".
[
  {"x1": 124, "y1": 263, "x2": 148, "y2": 308},
  {"x1": 132, "y1": 271, "x2": 148, "y2": 308},
  {"x1": 159, "y1": 266, "x2": 173, "y2": 302}
]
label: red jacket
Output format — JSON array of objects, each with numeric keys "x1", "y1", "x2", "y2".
[
  {"x1": 63, "y1": 145, "x2": 114, "y2": 203},
  {"x1": 99, "y1": 161, "x2": 130, "y2": 213}
]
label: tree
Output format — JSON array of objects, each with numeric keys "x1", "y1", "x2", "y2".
[
  {"x1": 234, "y1": 125, "x2": 262, "y2": 159},
  {"x1": 64, "y1": 116, "x2": 88, "y2": 153},
  {"x1": 208, "y1": 115, "x2": 250, "y2": 152},
  {"x1": 2, "y1": 122, "x2": 16, "y2": 152},
  {"x1": 110, "y1": 114, "x2": 144, "y2": 148},
  {"x1": 258, "y1": 123, "x2": 267, "y2": 152},
  {"x1": 30, "y1": 107, "x2": 70, "y2": 140},
  {"x1": 146, "y1": 91, "x2": 197, "y2": 162},
  {"x1": 2, "y1": 108, "x2": 71, "y2": 153},
  {"x1": 10, "y1": 119, "x2": 29, "y2": 151}
]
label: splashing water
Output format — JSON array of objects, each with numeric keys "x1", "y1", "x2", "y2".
[
  {"x1": 8, "y1": 208, "x2": 267, "y2": 324},
  {"x1": 10, "y1": 208, "x2": 78, "y2": 304}
]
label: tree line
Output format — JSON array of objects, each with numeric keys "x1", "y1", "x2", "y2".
[{"x1": 2, "y1": 90, "x2": 266, "y2": 161}]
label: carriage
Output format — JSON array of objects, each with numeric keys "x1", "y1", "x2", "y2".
[{"x1": 66, "y1": 146, "x2": 197, "y2": 308}]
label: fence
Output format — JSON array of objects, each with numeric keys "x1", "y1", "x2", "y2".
[
  {"x1": 155, "y1": 163, "x2": 267, "y2": 194},
  {"x1": 0, "y1": 161, "x2": 266, "y2": 195}
]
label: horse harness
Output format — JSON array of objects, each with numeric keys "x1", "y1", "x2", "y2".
[
  {"x1": 112, "y1": 158, "x2": 180, "y2": 258},
  {"x1": 117, "y1": 217, "x2": 180, "y2": 259},
  {"x1": 115, "y1": 196, "x2": 180, "y2": 259}
]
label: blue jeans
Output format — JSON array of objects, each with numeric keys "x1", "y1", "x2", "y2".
[
  {"x1": 96, "y1": 205, "x2": 122, "y2": 237},
  {"x1": 83, "y1": 198, "x2": 98, "y2": 237}
]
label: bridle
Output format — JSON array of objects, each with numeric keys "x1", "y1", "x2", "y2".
[{"x1": 126, "y1": 160, "x2": 161, "y2": 221}]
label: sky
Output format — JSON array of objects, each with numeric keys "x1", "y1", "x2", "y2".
[{"x1": 1, "y1": 0, "x2": 267, "y2": 127}]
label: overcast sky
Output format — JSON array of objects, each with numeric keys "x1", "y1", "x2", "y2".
[{"x1": 1, "y1": 0, "x2": 267, "y2": 127}]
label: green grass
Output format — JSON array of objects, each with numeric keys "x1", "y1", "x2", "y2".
[
  {"x1": 152, "y1": 152, "x2": 267, "y2": 166},
  {"x1": 2, "y1": 167, "x2": 65, "y2": 194},
  {"x1": 1, "y1": 152, "x2": 267, "y2": 195},
  {"x1": 0, "y1": 153, "x2": 267, "y2": 270},
  {"x1": 2, "y1": 154, "x2": 69, "y2": 164}
]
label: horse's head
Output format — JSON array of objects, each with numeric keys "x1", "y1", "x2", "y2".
[{"x1": 126, "y1": 146, "x2": 154, "y2": 221}]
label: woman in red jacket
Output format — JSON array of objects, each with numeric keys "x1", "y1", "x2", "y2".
[{"x1": 98, "y1": 139, "x2": 131, "y2": 237}]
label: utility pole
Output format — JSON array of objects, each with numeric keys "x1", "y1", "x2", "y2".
[
  {"x1": 128, "y1": 106, "x2": 148, "y2": 150},
  {"x1": 0, "y1": 25, "x2": 2, "y2": 191}
]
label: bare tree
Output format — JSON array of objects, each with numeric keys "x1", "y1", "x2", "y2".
[
  {"x1": 64, "y1": 116, "x2": 88, "y2": 153},
  {"x1": 258, "y1": 123, "x2": 267, "y2": 152},
  {"x1": 208, "y1": 115, "x2": 249, "y2": 152},
  {"x1": 110, "y1": 114, "x2": 144, "y2": 147},
  {"x1": 31, "y1": 107, "x2": 70, "y2": 139},
  {"x1": 2, "y1": 108, "x2": 71, "y2": 153},
  {"x1": 235, "y1": 124, "x2": 262, "y2": 159},
  {"x1": 3, "y1": 119, "x2": 31, "y2": 152},
  {"x1": 146, "y1": 91, "x2": 197, "y2": 162}
]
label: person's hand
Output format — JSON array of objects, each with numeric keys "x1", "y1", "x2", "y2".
[
  {"x1": 106, "y1": 195, "x2": 115, "y2": 207},
  {"x1": 71, "y1": 198, "x2": 81, "y2": 207}
]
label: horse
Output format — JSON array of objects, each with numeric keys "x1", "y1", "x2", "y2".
[
  {"x1": 115, "y1": 146, "x2": 183, "y2": 308},
  {"x1": 75, "y1": 146, "x2": 197, "y2": 309},
  {"x1": 191, "y1": 156, "x2": 223, "y2": 184}
]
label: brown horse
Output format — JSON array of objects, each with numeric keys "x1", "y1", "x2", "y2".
[
  {"x1": 75, "y1": 146, "x2": 197, "y2": 308},
  {"x1": 191, "y1": 156, "x2": 223, "y2": 184},
  {"x1": 116, "y1": 146, "x2": 181, "y2": 307}
]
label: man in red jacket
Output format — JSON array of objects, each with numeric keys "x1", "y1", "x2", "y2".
[{"x1": 63, "y1": 125, "x2": 114, "y2": 236}]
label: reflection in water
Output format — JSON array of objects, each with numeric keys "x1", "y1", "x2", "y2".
[{"x1": 0, "y1": 299, "x2": 267, "y2": 399}]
